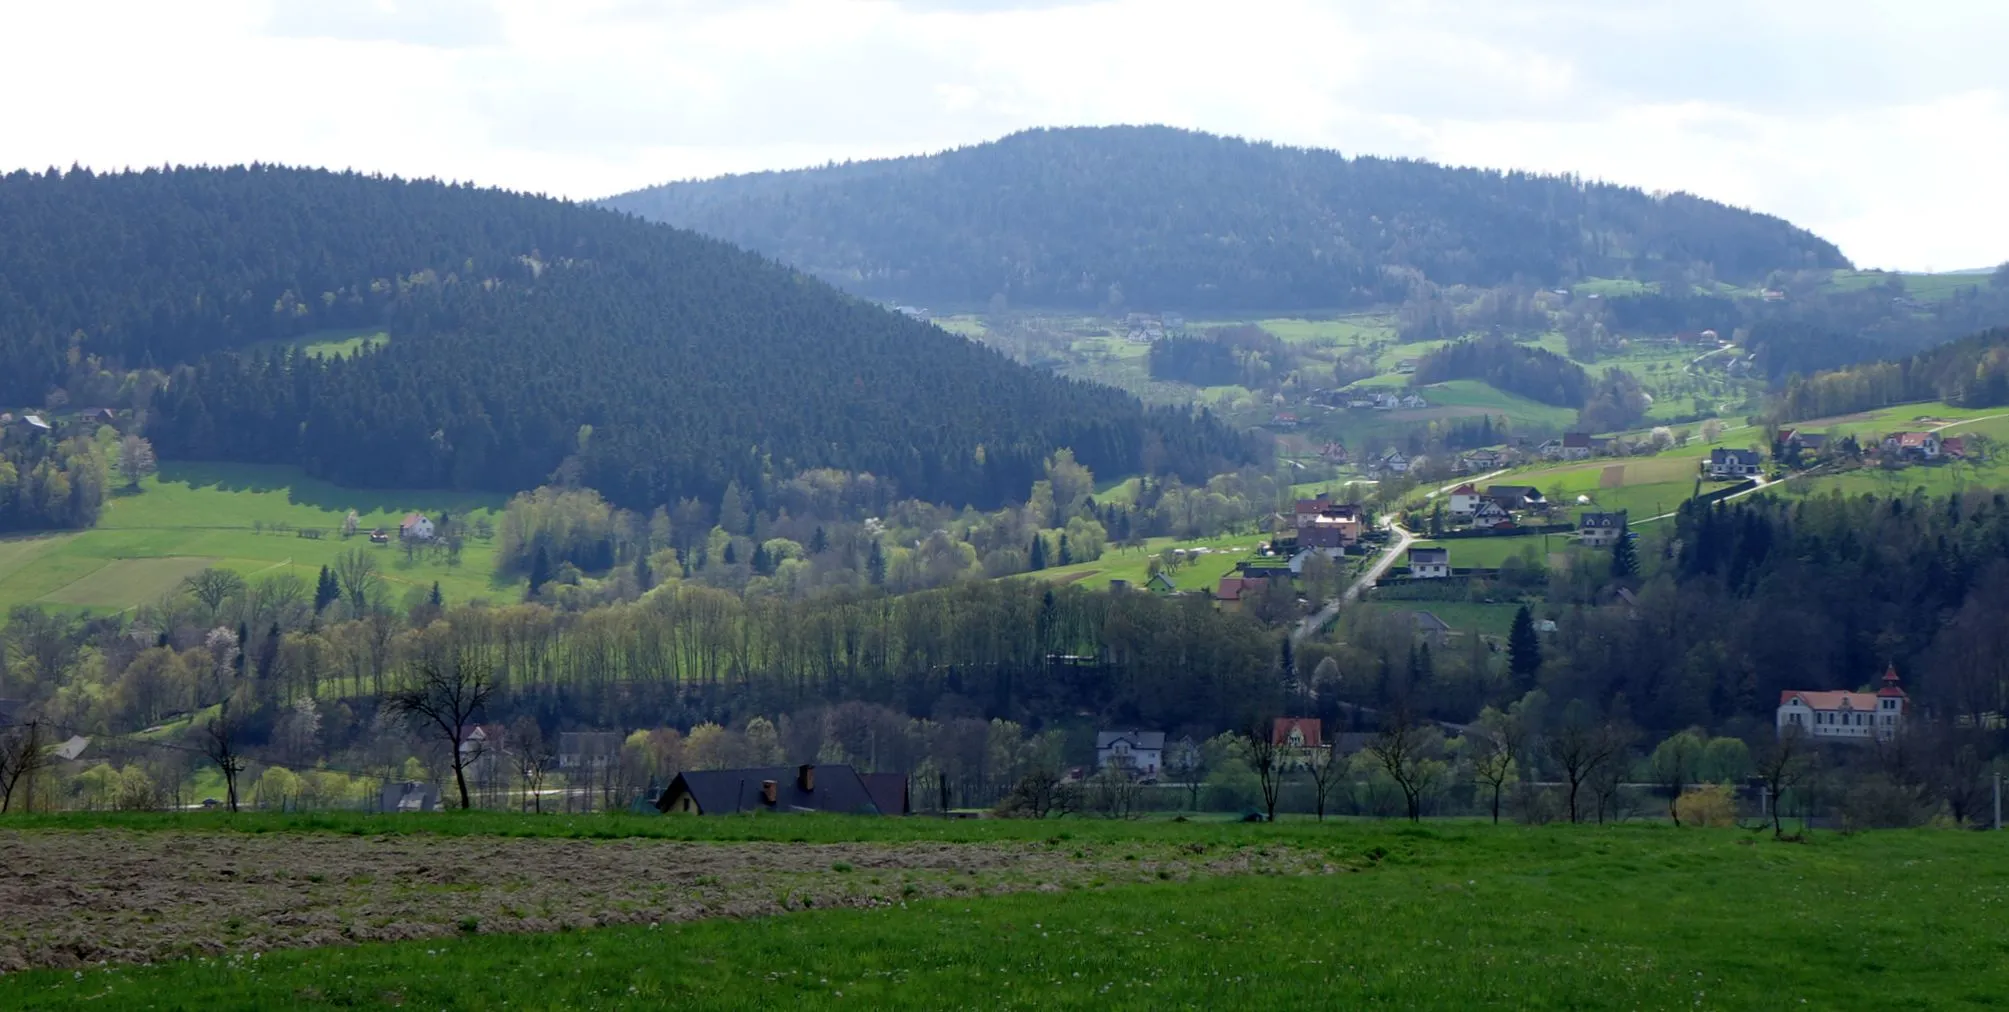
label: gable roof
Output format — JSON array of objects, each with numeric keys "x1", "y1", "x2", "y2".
[
  {"x1": 1563, "y1": 432, "x2": 1591, "y2": 448},
  {"x1": 1579, "y1": 510, "x2": 1628, "y2": 529},
  {"x1": 658, "y1": 764, "x2": 882, "y2": 815},
  {"x1": 1895, "y1": 431, "x2": 1937, "y2": 448},
  {"x1": 1449, "y1": 483, "x2": 1478, "y2": 495},
  {"x1": 1778, "y1": 690, "x2": 1880, "y2": 711},
  {"x1": 1487, "y1": 485, "x2": 1542, "y2": 499},
  {"x1": 1096, "y1": 730, "x2": 1167, "y2": 750},
  {"x1": 1710, "y1": 447, "x2": 1761, "y2": 464},
  {"x1": 1272, "y1": 717, "x2": 1324, "y2": 748},
  {"x1": 1407, "y1": 547, "x2": 1448, "y2": 564},
  {"x1": 400, "y1": 512, "x2": 427, "y2": 528}
]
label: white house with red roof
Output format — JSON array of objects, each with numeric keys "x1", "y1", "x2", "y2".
[
  {"x1": 399, "y1": 512, "x2": 436, "y2": 542},
  {"x1": 1447, "y1": 483, "x2": 1483, "y2": 516},
  {"x1": 1776, "y1": 665, "x2": 1908, "y2": 743}
]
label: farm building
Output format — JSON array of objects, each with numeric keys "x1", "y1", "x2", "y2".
[
  {"x1": 655, "y1": 764, "x2": 892, "y2": 815},
  {"x1": 399, "y1": 513, "x2": 436, "y2": 542},
  {"x1": 1776, "y1": 666, "x2": 1907, "y2": 744},
  {"x1": 1883, "y1": 432, "x2": 1942, "y2": 460}
]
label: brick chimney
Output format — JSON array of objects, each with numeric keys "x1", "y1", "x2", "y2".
[
  {"x1": 760, "y1": 779, "x2": 777, "y2": 805},
  {"x1": 798, "y1": 764, "x2": 816, "y2": 792}
]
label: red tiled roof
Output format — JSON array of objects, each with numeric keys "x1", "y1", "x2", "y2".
[
  {"x1": 1272, "y1": 717, "x2": 1324, "y2": 748},
  {"x1": 1941, "y1": 437, "x2": 1966, "y2": 457},
  {"x1": 1896, "y1": 432, "x2": 1934, "y2": 447},
  {"x1": 1450, "y1": 483, "x2": 1478, "y2": 495},
  {"x1": 400, "y1": 513, "x2": 424, "y2": 528},
  {"x1": 1778, "y1": 690, "x2": 1879, "y2": 711}
]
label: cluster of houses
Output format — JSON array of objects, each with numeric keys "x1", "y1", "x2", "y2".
[
  {"x1": 1444, "y1": 483, "x2": 1550, "y2": 531},
  {"x1": 1, "y1": 407, "x2": 120, "y2": 442},
  {"x1": 1121, "y1": 312, "x2": 1184, "y2": 343},
  {"x1": 1337, "y1": 390, "x2": 1430, "y2": 412},
  {"x1": 1398, "y1": 509, "x2": 1627, "y2": 580}
]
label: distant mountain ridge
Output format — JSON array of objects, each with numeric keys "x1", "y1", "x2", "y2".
[
  {"x1": 604, "y1": 125, "x2": 1850, "y2": 311},
  {"x1": 0, "y1": 166, "x2": 1249, "y2": 509}
]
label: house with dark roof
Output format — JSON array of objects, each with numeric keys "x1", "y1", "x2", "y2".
[
  {"x1": 1487, "y1": 485, "x2": 1546, "y2": 511},
  {"x1": 1407, "y1": 546, "x2": 1450, "y2": 578},
  {"x1": 655, "y1": 764, "x2": 886, "y2": 815},
  {"x1": 1560, "y1": 432, "x2": 1593, "y2": 460},
  {"x1": 1095, "y1": 730, "x2": 1165, "y2": 779},
  {"x1": 1706, "y1": 447, "x2": 1763, "y2": 478},
  {"x1": 1579, "y1": 510, "x2": 1629, "y2": 548}
]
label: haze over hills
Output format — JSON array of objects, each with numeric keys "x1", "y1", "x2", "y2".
[
  {"x1": 0, "y1": 166, "x2": 1249, "y2": 509},
  {"x1": 604, "y1": 125, "x2": 1851, "y2": 312}
]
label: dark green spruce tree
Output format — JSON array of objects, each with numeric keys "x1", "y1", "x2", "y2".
[
  {"x1": 1508, "y1": 605, "x2": 1542, "y2": 691},
  {"x1": 313, "y1": 565, "x2": 340, "y2": 613},
  {"x1": 1028, "y1": 534, "x2": 1048, "y2": 571},
  {"x1": 1611, "y1": 532, "x2": 1639, "y2": 579},
  {"x1": 635, "y1": 552, "x2": 654, "y2": 591},
  {"x1": 528, "y1": 544, "x2": 553, "y2": 597},
  {"x1": 867, "y1": 539, "x2": 886, "y2": 585}
]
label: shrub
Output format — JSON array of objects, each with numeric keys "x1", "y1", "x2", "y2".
[{"x1": 1673, "y1": 784, "x2": 1737, "y2": 828}]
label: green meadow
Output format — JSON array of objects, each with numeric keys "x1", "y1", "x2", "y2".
[
  {"x1": 0, "y1": 462, "x2": 516, "y2": 613},
  {"x1": 242, "y1": 326, "x2": 388, "y2": 360},
  {"x1": 3, "y1": 819, "x2": 2002, "y2": 1011},
  {"x1": 1026, "y1": 533, "x2": 1265, "y2": 592},
  {"x1": 1359, "y1": 599, "x2": 1530, "y2": 639}
]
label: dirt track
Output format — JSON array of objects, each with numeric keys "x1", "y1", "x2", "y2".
[{"x1": 0, "y1": 831, "x2": 1317, "y2": 973}]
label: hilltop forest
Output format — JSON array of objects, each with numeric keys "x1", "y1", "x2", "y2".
[
  {"x1": 606, "y1": 125, "x2": 1848, "y2": 311},
  {"x1": 0, "y1": 166, "x2": 1249, "y2": 511}
]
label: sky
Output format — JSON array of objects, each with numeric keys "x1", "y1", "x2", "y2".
[{"x1": 3, "y1": 0, "x2": 2005, "y2": 271}]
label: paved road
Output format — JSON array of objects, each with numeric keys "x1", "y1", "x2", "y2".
[{"x1": 1292, "y1": 521, "x2": 1414, "y2": 643}]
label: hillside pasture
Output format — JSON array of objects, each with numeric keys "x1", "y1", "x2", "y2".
[
  {"x1": 0, "y1": 462, "x2": 514, "y2": 612},
  {"x1": 241, "y1": 326, "x2": 387, "y2": 360},
  {"x1": 3, "y1": 822, "x2": 2000, "y2": 1011},
  {"x1": 1025, "y1": 534, "x2": 1259, "y2": 592}
]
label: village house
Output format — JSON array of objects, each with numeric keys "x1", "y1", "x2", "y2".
[
  {"x1": 1267, "y1": 412, "x2": 1301, "y2": 430},
  {"x1": 1776, "y1": 666, "x2": 1907, "y2": 743},
  {"x1": 1294, "y1": 494, "x2": 1365, "y2": 550},
  {"x1": 1447, "y1": 483, "x2": 1484, "y2": 517},
  {"x1": 1407, "y1": 546, "x2": 1450, "y2": 578},
  {"x1": 1884, "y1": 431, "x2": 1942, "y2": 460},
  {"x1": 9, "y1": 414, "x2": 52, "y2": 438},
  {"x1": 1487, "y1": 485, "x2": 1547, "y2": 512},
  {"x1": 1457, "y1": 449, "x2": 1504, "y2": 473},
  {"x1": 1376, "y1": 449, "x2": 1410, "y2": 474},
  {"x1": 1706, "y1": 447, "x2": 1764, "y2": 478},
  {"x1": 1469, "y1": 499, "x2": 1513, "y2": 529},
  {"x1": 1537, "y1": 438, "x2": 1565, "y2": 460},
  {"x1": 1578, "y1": 510, "x2": 1629, "y2": 548},
  {"x1": 1214, "y1": 573, "x2": 1272, "y2": 605},
  {"x1": 1144, "y1": 570, "x2": 1178, "y2": 594},
  {"x1": 1560, "y1": 432, "x2": 1594, "y2": 461},
  {"x1": 380, "y1": 781, "x2": 441, "y2": 813},
  {"x1": 1095, "y1": 730, "x2": 1165, "y2": 780},
  {"x1": 1319, "y1": 441, "x2": 1349, "y2": 465},
  {"x1": 1346, "y1": 393, "x2": 1377, "y2": 409},
  {"x1": 1942, "y1": 437, "x2": 1967, "y2": 459},
  {"x1": 1400, "y1": 393, "x2": 1428, "y2": 409},
  {"x1": 1271, "y1": 717, "x2": 1326, "y2": 770},
  {"x1": 399, "y1": 512, "x2": 436, "y2": 542},
  {"x1": 655, "y1": 764, "x2": 897, "y2": 815},
  {"x1": 1778, "y1": 429, "x2": 1830, "y2": 455}
]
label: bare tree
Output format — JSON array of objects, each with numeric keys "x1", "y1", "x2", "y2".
[
  {"x1": 1165, "y1": 736, "x2": 1206, "y2": 811},
  {"x1": 1086, "y1": 763, "x2": 1142, "y2": 819},
  {"x1": 1753, "y1": 726, "x2": 1814, "y2": 838},
  {"x1": 1367, "y1": 708, "x2": 1443, "y2": 822},
  {"x1": 202, "y1": 702, "x2": 247, "y2": 812},
  {"x1": 509, "y1": 717, "x2": 553, "y2": 813},
  {"x1": 0, "y1": 721, "x2": 49, "y2": 814},
  {"x1": 183, "y1": 568, "x2": 246, "y2": 626},
  {"x1": 1470, "y1": 726, "x2": 1519, "y2": 825},
  {"x1": 1238, "y1": 721, "x2": 1286, "y2": 822},
  {"x1": 1304, "y1": 744, "x2": 1344, "y2": 821},
  {"x1": 334, "y1": 548, "x2": 382, "y2": 614},
  {"x1": 1546, "y1": 717, "x2": 1624, "y2": 824},
  {"x1": 385, "y1": 648, "x2": 495, "y2": 810},
  {"x1": 1002, "y1": 765, "x2": 1065, "y2": 819}
]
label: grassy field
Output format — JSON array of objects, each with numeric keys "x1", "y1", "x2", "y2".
[
  {"x1": 1026, "y1": 534, "x2": 1263, "y2": 592},
  {"x1": 1824, "y1": 269, "x2": 1992, "y2": 301},
  {"x1": 1404, "y1": 534, "x2": 1577, "y2": 570},
  {"x1": 3, "y1": 820, "x2": 2002, "y2": 1010},
  {"x1": 1412, "y1": 379, "x2": 1579, "y2": 430},
  {"x1": 242, "y1": 326, "x2": 388, "y2": 360},
  {"x1": 0, "y1": 462, "x2": 515, "y2": 612}
]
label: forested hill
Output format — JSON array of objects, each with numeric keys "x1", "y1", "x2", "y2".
[
  {"x1": 0, "y1": 166, "x2": 1249, "y2": 509},
  {"x1": 602, "y1": 125, "x2": 1850, "y2": 311},
  {"x1": 1774, "y1": 325, "x2": 2009, "y2": 422}
]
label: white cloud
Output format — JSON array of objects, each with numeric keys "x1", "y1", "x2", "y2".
[{"x1": 0, "y1": 0, "x2": 2003, "y2": 269}]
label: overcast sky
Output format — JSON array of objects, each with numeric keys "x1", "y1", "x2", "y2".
[{"x1": 5, "y1": 0, "x2": 2005, "y2": 271}]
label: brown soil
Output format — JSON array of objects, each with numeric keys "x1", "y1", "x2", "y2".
[{"x1": 0, "y1": 831, "x2": 1321, "y2": 973}]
